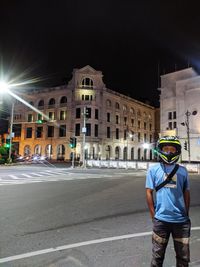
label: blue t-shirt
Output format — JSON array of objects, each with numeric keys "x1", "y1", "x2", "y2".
[{"x1": 146, "y1": 163, "x2": 190, "y2": 223}]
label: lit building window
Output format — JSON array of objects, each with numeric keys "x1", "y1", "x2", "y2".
[
  {"x1": 81, "y1": 77, "x2": 93, "y2": 89},
  {"x1": 49, "y1": 112, "x2": 55, "y2": 120},
  {"x1": 60, "y1": 110, "x2": 66, "y2": 120}
]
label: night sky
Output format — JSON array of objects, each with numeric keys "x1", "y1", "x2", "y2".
[{"x1": 1, "y1": 0, "x2": 200, "y2": 107}]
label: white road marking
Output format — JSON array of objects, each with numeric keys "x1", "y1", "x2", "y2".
[
  {"x1": 30, "y1": 173, "x2": 44, "y2": 177},
  {"x1": 8, "y1": 175, "x2": 20, "y2": 179},
  {"x1": 21, "y1": 174, "x2": 33, "y2": 178},
  {"x1": 0, "y1": 227, "x2": 200, "y2": 264}
]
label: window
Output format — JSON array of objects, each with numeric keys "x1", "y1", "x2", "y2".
[
  {"x1": 13, "y1": 124, "x2": 21, "y2": 137},
  {"x1": 116, "y1": 115, "x2": 119, "y2": 124},
  {"x1": 150, "y1": 134, "x2": 152, "y2": 143},
  {"x1": 124, "y1": 117, "x2": 127, "y2": 125},
  {"x1": 116, "y1": 128, "x2": 119, "y2": 139},
  {"x1": 28, "y1": 114, "x2": 33, "y2": 122},
  {"x1": 168, "y1": 122, "x2": 172, "y2": 130},
  {"x1": 94, "y1": 124, "x2": 98, "y2": 137},
  {"x1": 107, "y1": 113, "x2": 110, "y2": 122},
  {"x1": 168, "y1": 112, "x2": 172, "y2": 120},
  {"x1": 144, "y1": 133, "x2": 147, "y2": 142},
  {"x1": 138, "y1": 120, "x2": 141, "y2": 129},
  {"x1": 75, "y1": 124, "x2": 80, "y2": 136},
  {"x1": 173, "y1": 111, "x2": 176, "y2": 119},
  {"x1": 60, "y1": 96, "x2": 67, "y2": 104},
  {"x1": 48, "y1": 126, "x2": 54, "y2": 137},
  {"x1": 95, "y1": 109, "x2": 99, "y2": 119},
  {"x1": 36, "y1": 127, "x2": 43, "y2": 138},
  {"x1": 115, "y1": 102, "x2": 120, "y2": 109},
  {"x1": 144, "y1": 122, "x2": 147, "y2": 130},
  {"x1": 76, "y1": 108, "x2": 81, "y2": 118},
  {"x1": 131, "y1": 119, "x2": 134, "y2": 127},
  {"x1": 60, "y1": 110, "x2": 66, "y2": 120},
  {"x1": 38, "y1": 100, "x2": 44, "y2": 108},
  {"x1": 26, "y1": 127, "x2": 32, "y2": 138},
  {"x1": 81, "y1": 77, "x2": 93, "y2": 88},
  {"x1": 149, "y1": 123, "x2": 152, "y2": 131},
  {"x1": 138, "y1": 132, "x2": 141, "y2": 142},
  {"x1": 173, "y1": 121, "x2": 177, "y2": 128},
  {"x1": 59, "y1": 125, "x2": 66, "y2": 137},
  {"x1": 48, "y1": 98, "x2": 55, "y2": 107},
  {"x1": 86, "y1": 107, "x2": 91, "y2": 118},
  {"x1": 49, "y1": 112, "x2": 55, "y2": 120},
  {"x1": 107, "y1": 127, "x2": 110, "y2": 138},
  {"x1": 86, "y1": 123, "x2": 91, "y2": 136},
  {"x1": 85, "y1": 95, "x2": 90, "y2": 100},
  {"x1": 124, "y1": 130, "x2": 127, "y2": 140}
]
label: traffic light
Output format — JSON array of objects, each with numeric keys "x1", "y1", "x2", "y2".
[
  {"x1": 184, "y1": 141, "x2": 187, "y2": 151},
  {"x1": 69, "y1": 137, "x2": 77, "y2": 148},
  {"x1": 4, "y1": 138, "x2": 10, "y2": 148}
]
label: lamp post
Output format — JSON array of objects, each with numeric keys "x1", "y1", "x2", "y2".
[
  {"x1": 0, "y1": 82, "x2": 14, "y2": 162},
  {"x1": 8, "y1": 102, "x2": 15, "y2": 163},
  {"x1": 82, "y1": 106, "x2": 87, "y2": 168},
  {"x1": 181, "y1": 110, "x2": 197, "y2": 163}
]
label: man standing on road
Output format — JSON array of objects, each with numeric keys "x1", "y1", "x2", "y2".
[{"x1": 146, "y1": 136, "x2": 191, "y2": 267}]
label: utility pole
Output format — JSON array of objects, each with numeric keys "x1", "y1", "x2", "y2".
[
  {"x1": 185, "y1": 111, "x2": 191, "y2": 163},
  {"x1": 82, "y1": 106, "x2": 87, "y2": 168},
  {"x1": 181, "y1": 110, "x2": 197, "y2": 163}
]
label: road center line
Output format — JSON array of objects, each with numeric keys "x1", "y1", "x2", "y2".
[{"x1": 1, "y1": 227, "x2": 200, "y2": 263}]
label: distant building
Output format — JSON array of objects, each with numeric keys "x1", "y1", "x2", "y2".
[
  {"x1": 159, "y1": 67, "x2": 200, "y2": 162},
  {"x1": 12, "y1": 65, "x2": 157, "y2": 161}
]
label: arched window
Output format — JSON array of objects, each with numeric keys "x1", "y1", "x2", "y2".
[
  {"x1": 24, "y1": 145, "x2": 31, "y2": 156},
  {"x1": 60, "y1": 96, "x2": 67, "y2": 104},
  {"x1": 131, "y1": 147, "x2": 134, "y2": 160},
  {"x1": 38, "y1": 100, "x2": 44, "y2": 108},
  {"x1": 115, "y1": 146, "x2": 120, "y2": 160},
  {"x1": 48, "y1": 98, "x2": 55, "y2": 106},
  {"x1": 81, "y1": 77, "x2": 93, "y2": 89},
  {"x1": 34, "y1": 145, "x2": 41, "y2": 155},
  {"x1": 105, "y1": 145, "x2": 111, "y2": 160},
  {"x1": 57, "y1": 144, "x2": 65, "y2": 160},
  {"x1": 123, "y1": 147, "x2": 128, "y2": 160}
]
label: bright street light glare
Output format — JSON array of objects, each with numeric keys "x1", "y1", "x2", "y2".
[{"x1": 0, "y1": 81, "x2": 9, "y2": 94}]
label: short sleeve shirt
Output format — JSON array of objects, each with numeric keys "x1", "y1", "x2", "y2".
[{"x1": 146, "y1": 163, "x2": 189, "y2": 223}]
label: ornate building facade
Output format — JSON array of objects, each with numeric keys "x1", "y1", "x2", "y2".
[
  {"x1": 12, "y1": 65, "x2": 157, "y2": 161},
  {"x1": 159, "y1": 67, "x2": 200, "y2": 162}
]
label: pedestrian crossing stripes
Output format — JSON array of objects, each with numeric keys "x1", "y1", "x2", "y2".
[{"x1": 0, "y1": 169, "x2": 146, "y2": 186}]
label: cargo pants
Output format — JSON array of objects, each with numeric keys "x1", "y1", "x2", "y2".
[{"x1": 151, "y1": 218, "x2": 191, "y2": 267}]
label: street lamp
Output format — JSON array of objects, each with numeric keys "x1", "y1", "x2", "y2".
[
  {"x1": 0, "y1": 81, "x2": 14, "y2": 163},
  {"x1": 181, "y1": 110, "x2": 197, "y2": 163}
]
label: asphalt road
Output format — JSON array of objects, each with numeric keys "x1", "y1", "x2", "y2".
[{"x1": 0, "y1": 165, "x2": 200, "y2": 267}]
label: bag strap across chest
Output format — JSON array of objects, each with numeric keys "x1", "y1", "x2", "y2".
[{"x1": 155, "y1": 164, "x2": 179, "y2": 192}]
